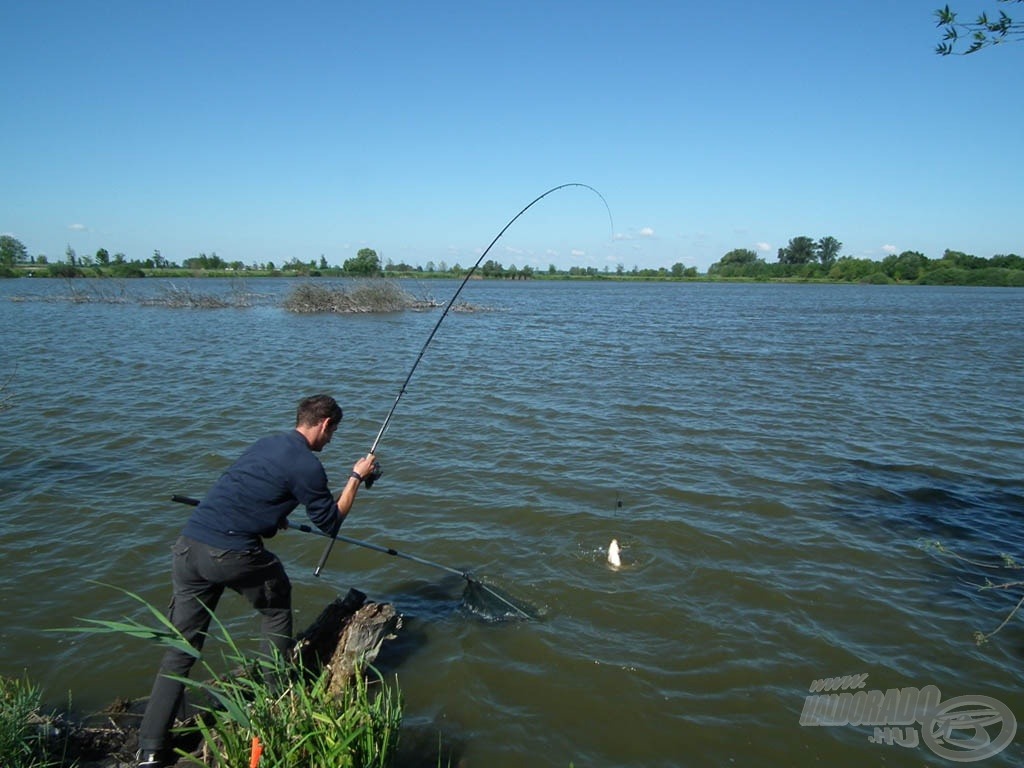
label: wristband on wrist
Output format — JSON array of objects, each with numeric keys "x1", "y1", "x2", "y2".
[{"x1": 350, "y1": 470, "x2": 364, "y2": 482}]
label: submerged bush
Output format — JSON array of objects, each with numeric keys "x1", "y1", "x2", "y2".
[
  {"x1": 139, "y1": 283, "x2": 254, "y2": 309},
  {"x1": 282, "y1": 279, "x2": 439, "y2": 314}
]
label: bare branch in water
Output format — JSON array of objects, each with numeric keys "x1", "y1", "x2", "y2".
[
  {"x1": 0, "y1": 365, "x2": 14, "y2": 413},
  {"x1": 923, "y1": 539, "x2": 1024, "y2": 645},
  {"x1": 282, "y1": 279, "x2": 446, "y2": 314}
]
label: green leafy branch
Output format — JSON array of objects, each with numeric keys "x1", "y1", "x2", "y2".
[{"x1": 935, "y1": 1, "x2": 1024, "y2": 55}]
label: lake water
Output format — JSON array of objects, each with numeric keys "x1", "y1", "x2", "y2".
[{"x1": 1, "y1": 278, "x2": 1022, "y2": 767}]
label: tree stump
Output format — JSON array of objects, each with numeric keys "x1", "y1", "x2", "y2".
[{"x1": 293, "y1": 588, "x2": 403, "y2": 695}]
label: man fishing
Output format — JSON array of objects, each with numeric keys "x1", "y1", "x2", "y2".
[{"x1": 137, "y1": 394, "x2": 379, "y2": 768}]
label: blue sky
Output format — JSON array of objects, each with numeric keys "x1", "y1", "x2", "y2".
[{"x1": 3, "y1": 1, "x2": 1021, "y2": 272}]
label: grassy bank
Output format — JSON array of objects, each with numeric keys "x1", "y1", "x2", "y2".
[{"x1": 1, "y1": 589, "x2": 407, "y2": 768}]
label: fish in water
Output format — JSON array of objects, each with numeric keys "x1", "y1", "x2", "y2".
[{"x1": 607, "y1": 538, "x2": 621, "y2": 568}]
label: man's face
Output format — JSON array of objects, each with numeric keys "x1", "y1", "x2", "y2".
[{"x1": 313, "y1": 417, "x2": 340, "y2": 451}]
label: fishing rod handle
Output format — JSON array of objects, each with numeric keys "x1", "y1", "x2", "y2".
[{"x1": 314, "y1": 537, "x2": 336, "y2": 576}]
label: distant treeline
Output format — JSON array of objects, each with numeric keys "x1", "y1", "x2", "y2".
[
  {"x1": 2, "y1": 235, "x2": 1022, "y2": 286},
  {"x1": 709, "y1": 246, "x2": 1024, "y2": 286}
]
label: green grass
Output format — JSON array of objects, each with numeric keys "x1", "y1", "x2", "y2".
[
  {"x1": 182, "y1": 659, "x2": 401, "y2": 768},
  {"x1": 0, "y1": 674, "x2": 54, "y2": 768},
  {"x1": 59, "y1": 585, "x2": 403, "y2": 767}
]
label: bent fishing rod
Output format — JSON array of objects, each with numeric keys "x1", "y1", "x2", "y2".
[
  {"x1": 170, "y1": 494, "x2": 530, "y2": 618},
  {"x1": 314, "y1": 182, "x2": 613, "y2": 576}
]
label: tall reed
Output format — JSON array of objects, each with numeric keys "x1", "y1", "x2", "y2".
[
  {"x1": 60, "y1": 586, "x2": 402, "y2": 767},
  {"x1": 0, "y1": 674, "x2": 53, "y2": 768}
]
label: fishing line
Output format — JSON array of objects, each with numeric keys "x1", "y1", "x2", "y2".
[{"x1": 314, "y1": 182, "x2": 613, "y2": 580}]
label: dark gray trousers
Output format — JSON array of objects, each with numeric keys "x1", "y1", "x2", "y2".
[{"x1": 138, "y1": 535, "x2": 293, "y2": 752}]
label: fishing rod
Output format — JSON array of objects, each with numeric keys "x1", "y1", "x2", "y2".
[
  {"x1": 314, "y1": 182, "x2": 613, "y2": 576},
  {"x1": 170, "y1": 494, "x2": 531, "y2": 619}
]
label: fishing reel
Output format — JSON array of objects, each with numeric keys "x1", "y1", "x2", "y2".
[{"x1": 363, "y1": 460, "x2": 383, "y2": 489}]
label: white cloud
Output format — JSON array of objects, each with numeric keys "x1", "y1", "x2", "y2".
[
  {"x1": 756, "y1": 241, "x2": 772, "y2": 252},
  {"x1": 571, "y1": 249, "x2": 585, "y2": 257},
  {"x1": 68, "y1": 223, "x2": 88, "y2": 232},
  {"x1": 639, "y1": 227, "x2": 655, "y2": 238},
  {"x1": 883, "y1": 244, "x2": 898, "y2": 254}
]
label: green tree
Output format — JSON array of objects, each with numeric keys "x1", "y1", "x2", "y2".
[
  {"x1": 990, "y1": 253, "x2": 1024, "y2": 269},
  {"x1": 720, "y1": 248, "x2": 759, "y2": 266},
  {"x1": 829, "y1": 256, "x2": 880, "y2": 282},
  {"x1": 777, "y1": 237, "x2": 817, "y2": 265},
  {"x1": 185, "y1": 252, "x2": 228, "y2": 270},
  {"x1": 343, "y1": 248, "x2": 381, "y2": 276},
  {"x1": 708, "y1": 248, "x2": 766, "y2": 277},
  {"x1": 936, "y1": 1, "x2": 1023, "y2": 54},
  {"x1": 883, "y1": 250, "x2": 930, "y2": 281},
  {"x1": 0, "y1": 235, "x2": 28, "y2": 267},
  {"x1": 282, "y1": 257, "x2": 311, "y2": 275},
  {"x1": 939, "y1": 248, "x2": 985, "y2": 269},
  {"x1": 96, "y1": 248, "x2": 110, "y2": 265},
  {"x1": 480, "y1": 259, "x2": 504, "y2": 277},
  {"x1": 816, "y1": 236, "x2": 842, "y2": 269}
]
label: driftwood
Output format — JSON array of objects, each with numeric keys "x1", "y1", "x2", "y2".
[
  {"x1": 293, "y1": 588, "x2": 403, "y2": 695},
  {"x1": 44, "y1": 589, "x2": 401, "y2": 767}
]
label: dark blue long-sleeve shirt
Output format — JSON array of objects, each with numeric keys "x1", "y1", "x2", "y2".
[{"x1": 181, "y1": 430, "x2": 341, "y2": 550}]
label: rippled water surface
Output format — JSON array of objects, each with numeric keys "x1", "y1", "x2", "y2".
[{"x1": 1, "y1": 279, "x2": 1022, "y2": 767}]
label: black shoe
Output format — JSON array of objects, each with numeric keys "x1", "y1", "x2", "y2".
[{"x1": 137, "y1": 749, "x2": 173, "y2": 767}]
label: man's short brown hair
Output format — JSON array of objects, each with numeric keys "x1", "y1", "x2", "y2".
[{"x1": 296, "y1": 394, "x2": 343, "y2": 428}]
